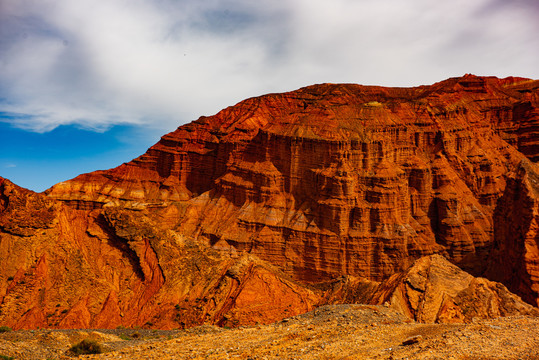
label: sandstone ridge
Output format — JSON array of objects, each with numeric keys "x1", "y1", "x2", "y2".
[
  {"x1": 0, "y1": 177, "x2": 537, "y2": 329},
  {"x1": 1, "y1": 75, "x2": 539, "y2": 329},
  {"x1": 46, "y1": 75, "x2": 539, "y2": 306}
]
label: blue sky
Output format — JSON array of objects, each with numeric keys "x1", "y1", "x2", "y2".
[
  {"x1": 0, "y1": 121, "x2": 164, "y2": 191},
  {"x1": 1, "y1": 0, "x2": 539, "y2": 192}
]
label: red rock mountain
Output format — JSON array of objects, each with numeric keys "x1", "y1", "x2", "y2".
[{"x1": 1, "y1": 74, "x2": 539, "y2": 329}]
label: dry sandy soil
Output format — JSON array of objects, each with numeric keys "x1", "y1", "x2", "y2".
[{"x1": 1, "y1": 304, "x2": 538, "y2": 360}]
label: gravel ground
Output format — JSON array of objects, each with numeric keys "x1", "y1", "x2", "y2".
[{"x1": 0, "y1": 304, "x2": 538, "y2": 360}]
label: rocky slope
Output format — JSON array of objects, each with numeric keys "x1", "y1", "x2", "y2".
[
  {"x1": 1, "y1": 176, "x2": 537, "y2": 330},
  {"x1": 1, "y1": 306, "x2": 538, "y2": 360},
  {"x1": 325, "y1": 254, "x2": 539, "y2": 323},
  {"x1": 0, "y1": 177, "x2": 319, "y2": 329},
  {"x1": 46, "y1": 74, "x2": 539, "y2": 305},
  {"x1": 1, "y1": 75, "x2": 539, "y2": 329}
]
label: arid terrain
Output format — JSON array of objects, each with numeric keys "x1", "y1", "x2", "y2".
[{"x1": 1, "y1": 305, "x2": 538, "y2": 359}]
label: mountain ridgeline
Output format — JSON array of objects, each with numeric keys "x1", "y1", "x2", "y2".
[{"x1": 1, "y1": 74, "x2": 538, "y2": 329}]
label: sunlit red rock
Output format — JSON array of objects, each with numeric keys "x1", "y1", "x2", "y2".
[
  {"x1": 376, "y1": 255, "x2": 539, "y2": 323},
  {"x1": 2, "y1": 75, "x2": 539, "y2": 329},
  {"x1": 46, "y1": 75, "x2": 539, "y2": 305},
  {"x1": 0, "y1": 178, "x2": 319, "y2": 329},
  {"x1": 1, "y1": 178, "x2": 535, "y2": 329},
  {"x1": 317, "y1": 254, "x2": 538, "y2": 323}
]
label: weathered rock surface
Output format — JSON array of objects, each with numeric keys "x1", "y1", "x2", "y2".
[
  {"x1": 2, "y1": 75, "x2": 539, "y2": 329},
  {"x1": 46, "y1": 75, "x2": 539, "y2": 306},
  {"x1": 1, "y1": 306, "x2": 539, "y2": 360},
  {"x1": 321, "y1": 254, "x2": 539, "y2": 323},
  {"x1": 1, "y1": 177, "x2": 536, "y2": 329},
  {"x1": 0, "y1": 178, "x2": 318, "y2": 329},
  {"x1": 378, "y1": 255, "x2": 539, "y2": 323}
]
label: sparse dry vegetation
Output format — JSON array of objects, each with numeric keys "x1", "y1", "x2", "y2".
[{"x1": 69, "y1": 339, "x2": 103, "y2": 355}]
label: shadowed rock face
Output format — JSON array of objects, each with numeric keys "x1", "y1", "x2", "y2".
[
  {"x1": 486, "y1": 160, "x2": 539, "y2": 306},
  {"x1": 1, "y1": 75, "x2": 539, "y2": 329}
]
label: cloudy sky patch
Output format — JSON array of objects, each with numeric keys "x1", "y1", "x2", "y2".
[
  {"x1": 1, "y1": 0, "x2": 538, "y2": 190},
  {"x1": 2, "y1": 0, "x2": 538, "y2": 133}
]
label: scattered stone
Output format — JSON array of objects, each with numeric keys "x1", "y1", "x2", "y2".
[
  {"x1": 0, "y1": 306, "x2": 537, "y2": 360},
  {"x1": 401, "y1": 335, "x2": 423, "y2": 346}
]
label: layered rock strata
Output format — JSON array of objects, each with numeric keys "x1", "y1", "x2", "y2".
[
  {"x1": 0, "y1": 178, "x2": 318, "y2": 329},
  {"x1": 1, "y1": 179, "x2": 534, "y2": 329},
  {"x1": 374, "y1": 255, "x2": 539, "y2": 323},
  {"x1": 46, "y1": 75, "x2": 539, "y2": 306}
]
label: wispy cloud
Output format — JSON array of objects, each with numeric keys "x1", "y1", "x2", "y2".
[{"x1": 1, "y1": 0, "x2": 538, "y2": 133}]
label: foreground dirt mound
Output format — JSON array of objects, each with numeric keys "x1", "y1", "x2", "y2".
[{"x1": 0, "y1": 305, "x2": 538, "y2": 360}]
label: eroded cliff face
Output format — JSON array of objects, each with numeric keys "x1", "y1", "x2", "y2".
[
  {"x1": 0, "y1": 178, "x2": 319, "y2": 329},
  {"x1": 1, "y1": 179, "x2": 532, "y2": 329},
  {"x1": 45, "y1": 75, "x2": 539, "y2": 305},
  {"x1": 486, "y1": 160, "x2": 539, "y2": 306},
  {"x1": 2, "y1": 75, "x2": 539, "y2": 328}
]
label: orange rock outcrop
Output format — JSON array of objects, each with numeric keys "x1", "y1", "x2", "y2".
[
  {"x1": 47, "y1": 75, "x2": 539, "y2": 302},
  {"x1": 1, "y1": 75, "x2": 539, "y2": 328},
  {"x1": 321, "y1": 254, "x2": 539, "y2": 323},
  {"x1": 374, "y1": 255, "x2": 539, "y2": 323},
  {"x1": 0, "y1": 178, "x2": 318, "y2": 329}
]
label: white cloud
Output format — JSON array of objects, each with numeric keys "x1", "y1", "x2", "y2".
[{"x1": 1, "y1": 0, "x2": 538, "y2": 134}]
